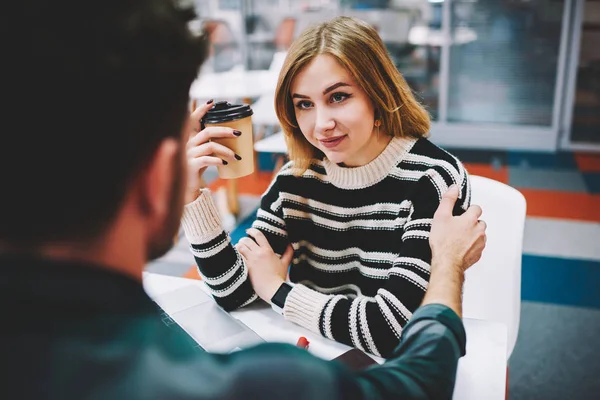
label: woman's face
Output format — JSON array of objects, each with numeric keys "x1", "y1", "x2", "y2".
[{"x1": 290, "y1": 54, "x2": 387, "y2": 167}]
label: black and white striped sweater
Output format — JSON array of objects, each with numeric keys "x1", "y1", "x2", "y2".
[{"x1": 181, "y1": 136, "x2": 471, "y2": 358}]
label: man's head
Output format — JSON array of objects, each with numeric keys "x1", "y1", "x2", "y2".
[{"x1": 2, "y1": 0, "x2": 207, "y2": 260}]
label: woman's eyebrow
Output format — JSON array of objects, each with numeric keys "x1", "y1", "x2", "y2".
[
  {"x1": 323, "y1": 82, "x2": 351, "y2": 95},
  {"x1": 292, "y1": 93, "x2": 310, "y2": 99},
  {"x1": 292, "y1": 82, "x2": 352, "y2": 99}
]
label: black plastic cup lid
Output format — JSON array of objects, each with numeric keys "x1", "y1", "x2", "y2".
[{"x1": 202, "y1": 101, "x2": 253, "y2": 124}]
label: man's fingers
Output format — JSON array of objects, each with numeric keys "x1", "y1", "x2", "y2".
[
  {"x1": 280, "y1": 244, "x2": 294, "y2": 266},
  {"x1": 477, "y1": 219, "x2": 487, "y2": 232},
  {"x1": 435, "y1": 185, "x2": 460, "y2": 218},
  {"x1": 246, "y1": 228, "x2": 270, "y2": 248},
  {"x1": 465, "y1": 205, "x2": 483, "y2": 220}
]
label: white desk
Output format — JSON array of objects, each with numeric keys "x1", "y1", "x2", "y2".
[
  {"x1": 143, "y1": 273, "x2": 507, "y2": 399},
  {"x1": 408, "y1": 26, "x2": 478, "y2": 46},
  {"x1": 254, "y1": 131, "x2": 286, "y2": 154}
]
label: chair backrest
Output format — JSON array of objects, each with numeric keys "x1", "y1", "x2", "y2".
[{"x1": 462, "y1": 175, "x2": 526, "y2": 359}]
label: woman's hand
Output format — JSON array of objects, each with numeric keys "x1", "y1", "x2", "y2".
[
  {"x1": 235, "y1": 228, "x2": 294, "y2": 303},
  {"x1": 185, "y1": 100, "x2": 243, "y2": 203}
]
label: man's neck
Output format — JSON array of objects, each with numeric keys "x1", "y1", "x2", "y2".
[
  {"x1": 41, "y1": 244, "x2": 144, "y2": 282},
  {"x1": 1, "y1": 232, "x2": 145, "y2": 282}
]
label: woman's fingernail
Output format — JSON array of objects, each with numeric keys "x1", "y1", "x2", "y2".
[
  {"x1": 206, "y1": 99, "x2": 214, "y2": 104},
  {"x1": 222, "y1": 160, "x2": 228, "y2": 165},
  {"x1": 233, "y1": 130, "x2": 242, "y2": 136},
  {"x1": 235, "y1": 154, "x2": 242, "y2": 161}
]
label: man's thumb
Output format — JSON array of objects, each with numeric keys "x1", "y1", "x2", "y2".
[
  {"x1": 437, "y1": 185, "x2": 460, "y2": 217},
  {"x1": 281, "y1": 244, "x2": 294, "y2": 266}
]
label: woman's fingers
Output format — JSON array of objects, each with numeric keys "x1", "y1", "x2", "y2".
[
  {"x1": 188, "y1": 156, "x2": 223, "y2": 172},
  {"x1": 187, "y1": 141, "x2": 238, "y2": 163},
  {"x1": 187, "y1": 126, "x2": 242, "y2": 149},
  {"x1": 238, "y1": 237, "x2": 259, "y2": 252},
  {"x1": 235, "y1": 243, "x2": 250, "y2": 258},
  {"x1": 190, "y1": 100, "x2": 214, "y2": 132},
  {"x1": 246, "y1": 228, "x2": 270, "y2": 248}
]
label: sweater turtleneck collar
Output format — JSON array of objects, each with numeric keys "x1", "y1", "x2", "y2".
[{"x1": 321, "y1": 136, "x2": 418, "y2": 189}]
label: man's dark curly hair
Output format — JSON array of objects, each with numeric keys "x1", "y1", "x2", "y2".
[{"x1": 1, "y1": 0, "x2": 208, "y2": 246}]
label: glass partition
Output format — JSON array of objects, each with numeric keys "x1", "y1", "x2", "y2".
[
  {"x1": 447, "y1": 0, "x2": 565, "y2": 126},
  {"x1": 192, "y1": 0, "x2": 578, "y2": 151},
  {"x1": 569, "y1": 0, "x2": 600, "y2": 144}
]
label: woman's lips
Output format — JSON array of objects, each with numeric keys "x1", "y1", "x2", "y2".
[{"x1": 319, "y1": 135, "x2": 346, "y2": 149}]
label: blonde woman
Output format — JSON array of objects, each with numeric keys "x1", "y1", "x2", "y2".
[{"x1": 183, "y1": 16, "x2": 471, "y2": 358}]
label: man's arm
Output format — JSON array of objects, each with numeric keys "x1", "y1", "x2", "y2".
[
  {"x1": 423, "y1": 184, "x2": 486, "y2": 318},
  {"x1": 221, "y1": 186, "x2": 485, "y2": 399},
  {"x1": 165, "y1": 186, "x2": 486, "y2": 400},
  {"x1": 338, "y1": 185, "x2": 486, "y2": 399}
]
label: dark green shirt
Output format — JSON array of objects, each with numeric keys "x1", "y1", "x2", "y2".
[{"x1": 0, "y1": 255, "x2": 466, "y2": 399}]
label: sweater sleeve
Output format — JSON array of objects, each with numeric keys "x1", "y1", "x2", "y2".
[
  {"x1": 282, "y1": 161, "x2": 471, "y2": 358},
  {"x1": 181, "y1": 176, "x2": 289, "y2": 311}
]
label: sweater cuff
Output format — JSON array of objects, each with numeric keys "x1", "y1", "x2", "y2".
[
  {"x1": 284, "y1": 284, "x2": 331, "y2": 334},
  {"x1": 181, "y1": 189, "x2": 223, "y2": 244}
]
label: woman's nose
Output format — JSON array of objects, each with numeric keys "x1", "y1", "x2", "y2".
[{"x1": 314, "y1": 108, "x2": 335, "y2": 135}]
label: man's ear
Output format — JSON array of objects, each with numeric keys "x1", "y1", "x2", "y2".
[{"x1": 138, "y1": 138, "x2": 179, "y2": 219}]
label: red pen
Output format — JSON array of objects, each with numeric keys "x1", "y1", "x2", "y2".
[{"x1": 296, "y1": 336, "x2": 309, "y2": 350}]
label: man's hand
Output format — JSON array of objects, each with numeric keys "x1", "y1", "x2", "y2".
[
  {"x1": 430, "y1": 185, "x2": 487, "y2": 273},
  {"x1": 235, "y1": 228, "x2": 294, "y2": 303},
  {"x1": 423, "y1": 185, "x2": 487, "y2": 317}
]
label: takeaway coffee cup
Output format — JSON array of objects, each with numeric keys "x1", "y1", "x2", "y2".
[{"x1": 202, "y1": 101, "x2": 254, "y2": 179}]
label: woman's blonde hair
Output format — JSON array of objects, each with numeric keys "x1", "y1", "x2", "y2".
[{"x1": 275, "y1": 16, "x2": 430, "y2": 173}]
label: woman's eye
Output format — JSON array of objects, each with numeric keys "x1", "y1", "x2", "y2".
[
  {"x1": 331, "y1": 92, "x2": 350, "y2": 103},
  {"x1": 295, "y1": 100, "x2": 312, "y2": 110}
]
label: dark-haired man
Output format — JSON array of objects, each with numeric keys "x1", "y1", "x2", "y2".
[{"x1": 1, "y1": 1, "x2": 486, "y2": 398}]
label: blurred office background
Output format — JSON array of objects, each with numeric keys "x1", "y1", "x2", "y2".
[
  {"x1": 149, "y1": 1, "x2": 600, "y2": 399},
  {"x1": 193, "y1": 0, "x2": 600, "y2": 151}
]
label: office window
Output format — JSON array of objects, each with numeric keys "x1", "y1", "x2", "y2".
[
  {"x1": 343, "y1": 1, "x2": 445, "y2": 120},
  {"x1": 447, "y1": 0, "x2": 565, "y2": 126},
  {"x1": 570, "y1": 0, "x2": 600, "y2": 144}
]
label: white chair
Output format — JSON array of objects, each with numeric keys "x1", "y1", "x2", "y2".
[{"x1": 462, "y1": 175, "x2": 527, "y2": 360}]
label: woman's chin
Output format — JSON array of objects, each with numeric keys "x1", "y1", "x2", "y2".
[{"x1": 323, "y1": 151, "x2": 346, "y2": 164}]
